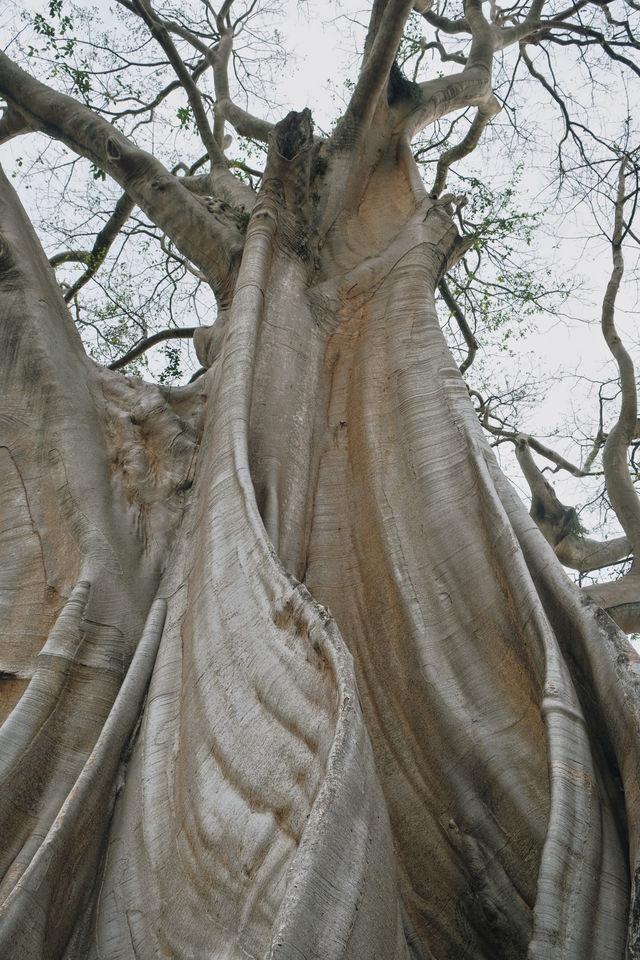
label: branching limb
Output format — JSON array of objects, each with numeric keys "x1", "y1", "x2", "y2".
[
  {"x1": 407, "y1": 0, "x2": 497, "y2": 137},
  {"x1": 514, "y1": 436, "x2": 632, "y2": 572},
  {"x1": 601, "y1": 157, "x2": 640, "y2": 558},
  {"x1": 126, "y1": 0, "x2": 225, "y2": 168},
  {"x1": 430, "y1": 96, "x2": 501, "y2": 197},
  {"x1": 115, "y1": 0, "x2": 217, "y2": 58},
  {"x1": 114, "y1": 0, "x2": 256, "y2": 207},
  {"x1": 105, "y1": 64, "x2": 207, "y2": 122},
  {"x1": 499, "y1": 430, "x2": 593, "y2": 476},
  {"x1": 522, "y1": 435, "x2": 593, "y2": 477},
  {"x1": 0, "y1": 102, "x2": 31, "y2": 143},
  {"x1": 57, "y1": 192, "x2": 136, "y2": 303},
  {"x1": 0, "y1": 50, "x2": 244, "y2": 303},
  {"x1": 337, "y1": 0, "x2": 416, "y2": 144},
  {"x1": 519, "y1": 43, "x2": 572, "y2": 158},
  {"x1": 211, "y1": 31, "x2": 273, "y2": 144},
  {"x1": 108, "y1": 326, "x2": 196, "y2": 371},
  {"x1": 160, "y1": 234, "x2": 206, "y2": 281},
  {"x1": 411, "y1": 0, "x2": 640, "y2": 141},
  {"x1": 419, "y1": 39, "x2": 468, "y2": 66},
  {"x1": 543, "y1": 20, "x2": 640, "y2": 81},
  {"x1": 416, "y1": 0, "x2": 639, "y2": 74},
  {"x1": 489, "y1": 0, "x2": 552, "y2": 48},
  {"x1": 418, "y1": 8, "x2": 469, "y2": 36},
  {"x1": 438, "y1": 277, "x2": 478, "y2": 373},
  {"x1": 583, "y1": 428, "x2": 607, "y2": 473},
  {"x1": 476, "y1": 390, "x2": 593, "y2": 477}
]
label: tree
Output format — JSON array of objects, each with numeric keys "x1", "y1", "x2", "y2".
[{"x1": 1, "y1": 0, "x2": 640, "y2": 956}]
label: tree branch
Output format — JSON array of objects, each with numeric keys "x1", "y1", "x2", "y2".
[
  {"x1": 524, "y1": 435, "x2": 592, "y2": 477},
  {"x1": 438, "y1": 277, "x2": 478, "y2": 373},
  {"x1": 519, "y1": 42, "x2": 572, "y2": 153},
  {"x1": 108, "y1": 326, "x2": 196, "y2": 370},
  {"x1": 430, "y1": 96, "x2": 501, "y2": 197},
  {"x1": 49, "y1": 249, "x2": 92, "y2": 267},
  {"x1": 406, "y1": 0, "x2": 497, "y2": 137},
  {"x1": 127, "y1": 0, "x2": 225, "y2": 167},
  {"x1": 0, "y1": 50, "x2": 244, "y2": 304},
  {"x1": 115, "y1": 0, "x2": 257, "y2": 206},
  {"x1": 514, "y1": 436, "x2": 632, "y2": 573},
  {"x1": 582, "y1": 574, "x2": 640, "y2": 632},
  {"x1": 211, "y1": 31, "x2": 274, "y2": 144},
  {"x1": 418, "y1": 8, "x2": 469, "y2": 35},
  {"x1": 338, "y1": 0, "x2": 416, "y2": 143},
  {"x1": 61, "y1": 192, "x2": 136, "y2": 303},
  {"x1": 0, "y1": 102, "x2": 31, "y2": 144},
  {"x1": 556, "y1": 533, "x2": 632, "y2": 573},
  {"x1": 420, "y1": 39, "x2": 468, "y2": 66},
  {"x1": 478, "y1": 393, "x2": 595, "y2": 476},
  {"x1": 601, "y1": 157, "x2": 640, "y2": 557}
]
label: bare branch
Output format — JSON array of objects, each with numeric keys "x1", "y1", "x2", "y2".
[
  {"x1": 543, "y1": 19, "x2": 640, "y2": 80},
  {"x1": 420, "y1": 39, "x2": 468, "y2": 66},
  {"x1": 160, "y1": 233, "x2": 206, "y2": 281},
  {"x1": 116, "y1": 0, "x2": 216, "y2": 57},
  {"x1": 0, "y1": 50, "x2": 244, "y2": 303},
  {"x1": 50, "y1": 249, "x2": 92, "y2": 267},
  {"x1": 406, "y1": 0, "x2": 497, "y2": 136},
  {"x1": 107, "y1": 67, "x2": 206, "y2": 122},
  {"x1": 601, "y1": 158, "x2": 640, "y2": 555},
  {"x1": 583, "y1": 430, "x2": 607, "y2": 473},
  {"x1": 114, "y1": 0, "x2": 257, "y2": 206},
  {"x1": 108, "y1": 326, "x2": 196, "y2": 370},
  {"x1": 431, "y1": 96, "x2": 501, "y2": 197},
  {"x1": 525, "y1": 435, "x2": 593, "y2": 477},
  {"x1": 515, "y1": 433, "x2": 581, "y2": 534},
  {"x1": 418, "y1": 8, "x2": 469, "y2": 35},
  {"x1": 211, "y1": 31, "x2": 273, "y2": 144},
  {"x1": 514, "y1": 436, "x2": 632, "y2": 573},
  {"x1": 438, "y1": 277, "x2": 478, "y2": 373},
  {"x1": 477, "y1": 392, "x2": 595, "y2": 477},
  {"x1": 338, "y1": 0, "x2": 416, "y2": 144},
  {"x1": 126, "y1": 0, "x2": 225, "y2": 168},
  {"x1": 61, "y1": 192, "x2": 136, "y2": 303},
  {"x1": 519, "y1": 42, "x2": 575, "y2": 165}
]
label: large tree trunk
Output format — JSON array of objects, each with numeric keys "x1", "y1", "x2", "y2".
[{"x1": 1, "y1": 132, "x2": 640, "y2": 960}]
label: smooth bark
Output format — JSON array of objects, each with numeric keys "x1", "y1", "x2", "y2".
[{"x1": 1, "y1": 101, "x2": 640, "y2": 958}]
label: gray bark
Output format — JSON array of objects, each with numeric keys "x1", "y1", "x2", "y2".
[{"x1": 1, "y1": 118, "x2": 639, "y2": 960}]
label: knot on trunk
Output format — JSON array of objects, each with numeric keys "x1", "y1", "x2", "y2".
[
  {"x1": 262, "y1": 109, "x2": 317, "y2": 260},
  {"x1": 272, "y1": 108, "x2": 314, "y2": 161},
  {"x1": 0, "y1": 232, "x2": 20, "y2": 291}
]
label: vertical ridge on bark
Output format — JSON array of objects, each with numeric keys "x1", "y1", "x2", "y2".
[
  {"x1": 0, "y1": 164, "x2": 203, "y2": 956},
  {"x1": 302, "y1": 202, "x2": 631, "y2": 956},
  {"x1": 0, "y1": 580, "x2": 90, "y2": 788},
  {"x1": 2, "y1": 124, "x2": 640, "y2": 958},
  {"x1": 486, "y1": 455, "x2": 640, "y2": 955},
  {"x1": 85, "y1": 173, "x2": 413, "y2": 958},
  {"x1": 0, "y1": 597, "x2": 166, "y2": 958}
]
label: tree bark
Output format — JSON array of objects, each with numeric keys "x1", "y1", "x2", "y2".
[{"x1": 1, "y1": 129, "x2": 639, "y2": 960}]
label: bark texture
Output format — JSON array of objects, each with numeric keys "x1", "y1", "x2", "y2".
[{"x1": 1, "y1": 124, "x2": 640, "y2": 960}]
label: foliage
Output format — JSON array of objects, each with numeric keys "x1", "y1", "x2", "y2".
[{"x1": 440, "y1": 168, "x2": 572, "y2": 353}]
